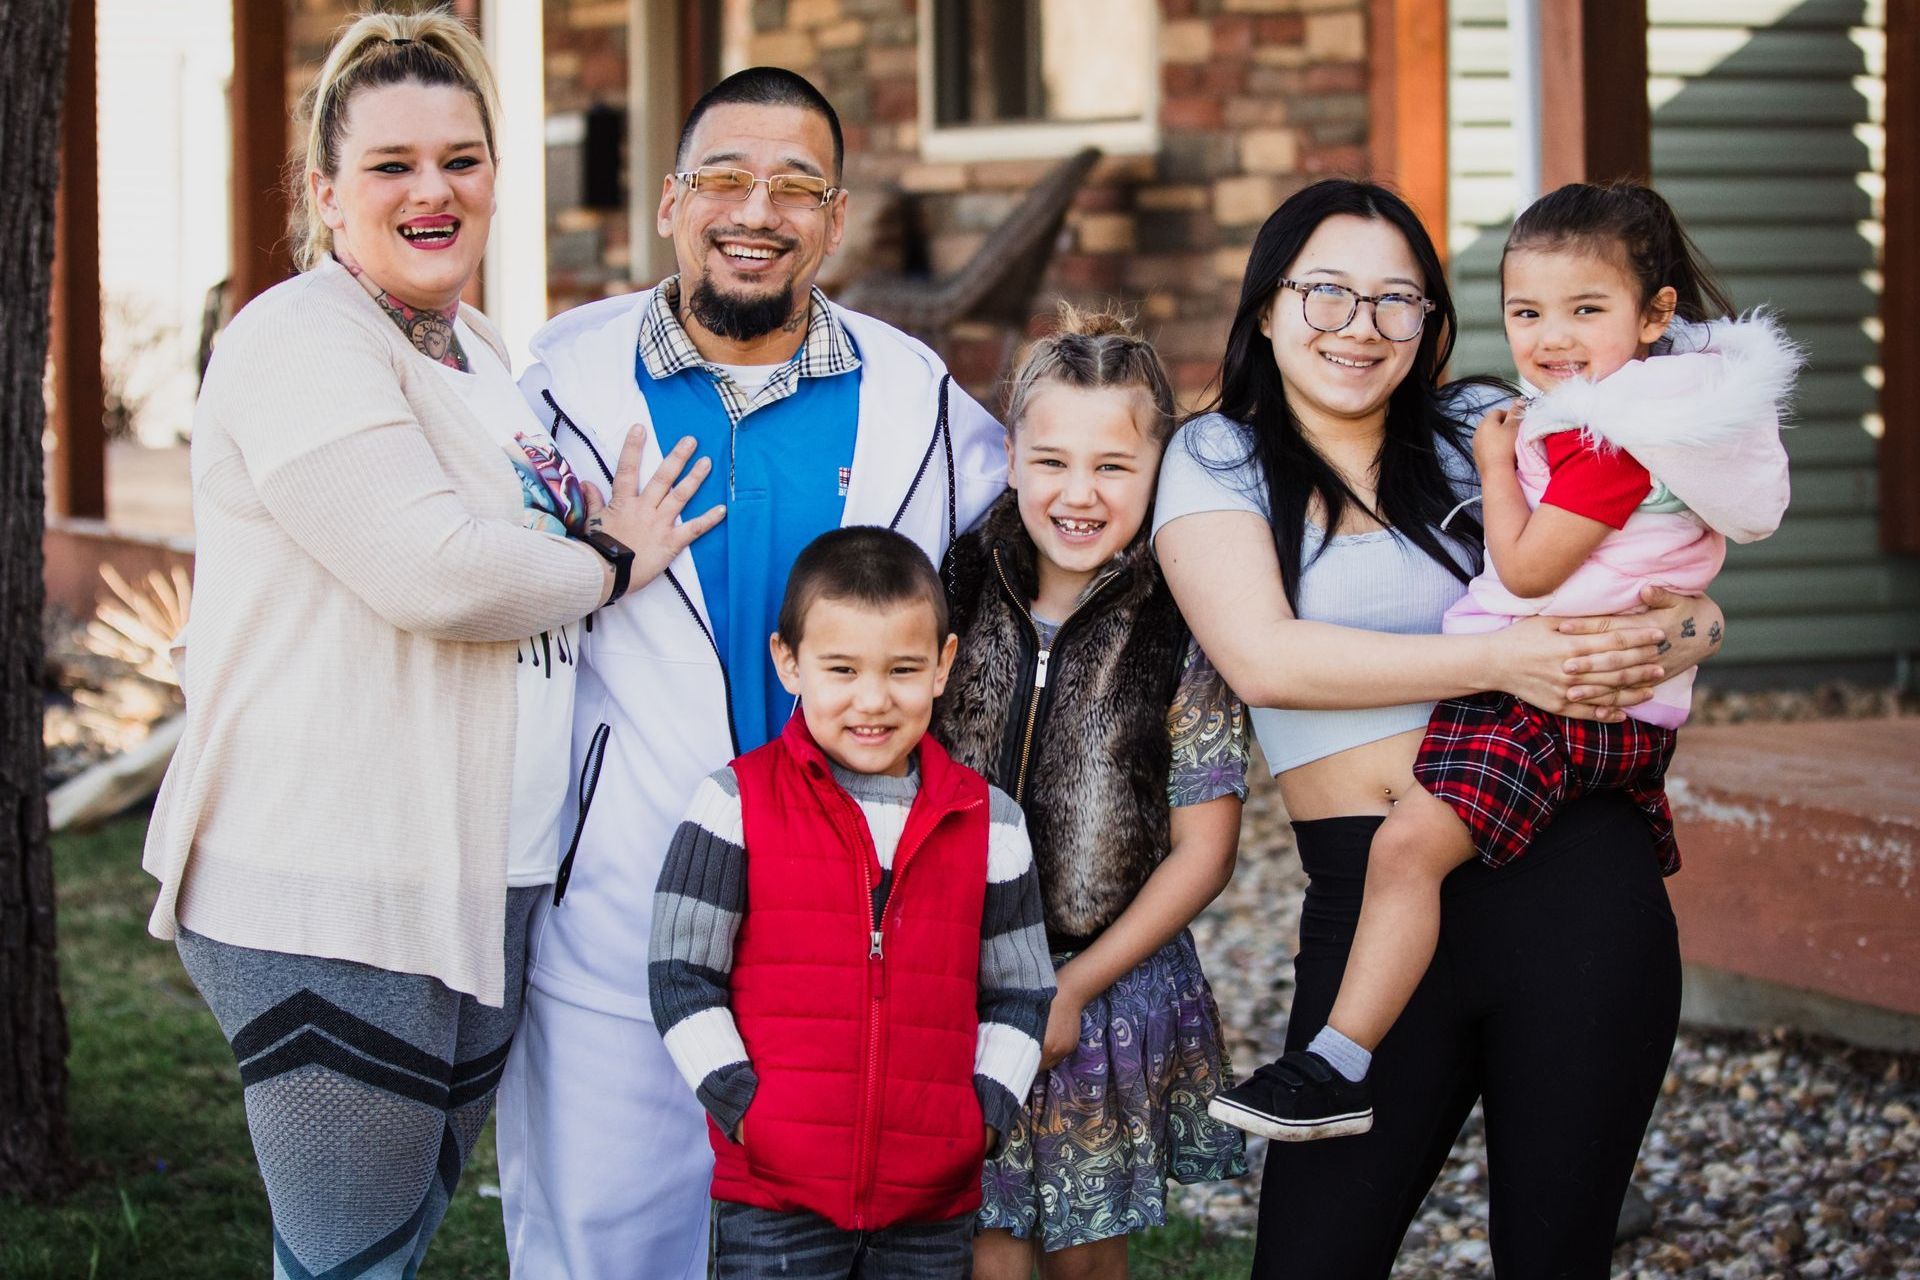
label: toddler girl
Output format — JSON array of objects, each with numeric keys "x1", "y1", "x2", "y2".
[
  {"x1": 1208, "y1": 181, "x2": 1799, "y2": 1142},
  {"x1": 935, "y1": 307, "x2": 1250, "y2": 1277}
]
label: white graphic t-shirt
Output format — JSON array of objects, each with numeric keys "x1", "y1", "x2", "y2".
[{"x1": 438, "y1": 324, "x2": 586, "y2": 886}]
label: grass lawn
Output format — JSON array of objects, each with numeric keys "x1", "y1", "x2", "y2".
[{"x1": 1, "y1": 816, "x2": 1256, "y2": 1279}]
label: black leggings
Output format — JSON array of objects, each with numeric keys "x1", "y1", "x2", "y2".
[{"x1": 1252, "y1": 792, "x2": 1681, "y2": 1279}]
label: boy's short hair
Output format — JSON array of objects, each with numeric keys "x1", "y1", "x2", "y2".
[{"x1": 777, "y1": 527, "x2": 949, "y2": 649}]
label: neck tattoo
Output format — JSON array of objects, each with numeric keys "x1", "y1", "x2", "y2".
[{"x1": 337, "y1": 254, "x2": 468, "y2": 372}]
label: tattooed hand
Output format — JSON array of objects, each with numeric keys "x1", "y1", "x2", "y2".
[{"x1": 580, "y1": 429, "x2": 727, "y2": 599}]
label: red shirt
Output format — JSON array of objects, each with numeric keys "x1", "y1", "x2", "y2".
[{"x1": 1539, "y1": 433, "x2": 1651, "y2": 529}]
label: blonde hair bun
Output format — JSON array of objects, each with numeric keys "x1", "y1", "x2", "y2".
[{"x1": 1048, "y1": 300, "x2": 1142, "y2": 341}]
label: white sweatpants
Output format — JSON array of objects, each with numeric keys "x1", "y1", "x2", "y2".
[{"x1": 498, "y1": 984, "x2": 714, "y2": 1279}]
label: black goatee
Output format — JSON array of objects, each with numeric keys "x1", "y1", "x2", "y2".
[{"x1": 687, "y1": 273, "x2": 800, "y2": 342}]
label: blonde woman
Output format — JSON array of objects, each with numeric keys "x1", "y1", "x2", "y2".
[{"x1": 142, "y1": 12, "x2": 720, "y2": 1275}]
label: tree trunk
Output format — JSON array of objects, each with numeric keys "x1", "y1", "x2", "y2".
[{"x1": 0, "y1": 0, "x2": 72, "y2": 1197}]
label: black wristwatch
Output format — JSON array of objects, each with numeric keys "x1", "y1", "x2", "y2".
[{"x1": 583, "y1": 528, "x2": 635, "y2": 604}]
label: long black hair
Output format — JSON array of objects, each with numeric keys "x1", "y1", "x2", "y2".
[
  {"x1": 1504, "y1": 180, "x2": 1734, "y2": 323},
  {"x1": 1199, "y1": 180, "x2": 1483, "y2": 609}
]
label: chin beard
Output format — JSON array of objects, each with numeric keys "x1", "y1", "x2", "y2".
[{"x1": 687, "y1": 273, "x2": 798, "y2": 342}]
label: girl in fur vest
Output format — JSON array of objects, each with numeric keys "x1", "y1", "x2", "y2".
[
  {"x1": 1207, "y1": 181, "x2": 1801, "y2": 1145},
  {"x1": 935, "y1": 308, "x2": 1249, "y2": 1279}
]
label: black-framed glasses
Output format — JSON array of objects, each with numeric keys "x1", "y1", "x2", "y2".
[
  {"x1": 673, "y1": 166, "x2": 841, "y2": 209},
  {"x1": 1277, "y1": 278, "x2": 1435, "y2": 342}
]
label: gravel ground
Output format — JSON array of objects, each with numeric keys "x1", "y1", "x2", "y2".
[
  {"x1": 1172, "y1": 753, "x2": 1920, "y2": 1278},
  {"x1": 34, "y1": 610, "x2": 1920, "y2": 1273}
]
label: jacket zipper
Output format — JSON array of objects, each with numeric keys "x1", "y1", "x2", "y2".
[
  {"x1": 991, "y1": 552, "x2": 1122, "y2": 803},
  {"x1": 834, "y1": 777, "x2": 981, "y2": 1228},
  {"x1": 547, "y1": 391, "x2": 741, "y2": 758},
  {"x1": 552, "y1": 722, "x2": 610, "y2": 905}
]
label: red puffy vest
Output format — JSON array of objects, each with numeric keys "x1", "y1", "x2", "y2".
[{"x1": 710, "y1": 716, "x2": 992, "y2": 1230}]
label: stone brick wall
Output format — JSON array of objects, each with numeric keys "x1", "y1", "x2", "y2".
[
  {"x1": 281, "y1": 0, "x2": 1379, "y2": 409},
  {"x1": 725, "y1": 0, "x2": 1375, "y2": 407}
]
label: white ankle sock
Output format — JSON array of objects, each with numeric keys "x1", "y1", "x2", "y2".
[{"x1": 1307, "y1": 1026, "x2": 1371, "y2": 1083}]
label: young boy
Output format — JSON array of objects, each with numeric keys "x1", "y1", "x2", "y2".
[{"x1": 649, "y1": 526, "x2": 1056, "y2": 1279}]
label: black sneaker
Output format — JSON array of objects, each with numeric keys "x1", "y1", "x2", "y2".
[{"x1": 1207, "y1": 1050, "x2": 1374, "y2": 1141}]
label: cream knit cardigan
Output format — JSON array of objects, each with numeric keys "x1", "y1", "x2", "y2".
[{"x1": 144, "y1": 259, "x2": 607, "y2": 1005}]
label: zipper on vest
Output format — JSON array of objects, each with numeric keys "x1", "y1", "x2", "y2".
[
  {"x1": 991, "y1": 551, "x2": 1121, "y2": 803},
  {"x1": 992, "y1": 553, "x2": 1048, "y2": 803},
  {"x1": 836, "y1": 775, "x2": 982, "y2": 1229},
  {"x1": 547, "y1": 389, "x2": 741, "y2": 758},
  {"x1": 842, "y1": 784, "x2": 886, "y2": 1231}
]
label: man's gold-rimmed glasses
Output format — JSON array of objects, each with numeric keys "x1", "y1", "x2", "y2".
[{"x1": 673, "y1": 166, "x2": 841, "y2": 210}]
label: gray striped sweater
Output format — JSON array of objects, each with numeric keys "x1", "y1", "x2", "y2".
[{"x1": 648, "y1": 760, "x2": 1055, "y2": 1140}]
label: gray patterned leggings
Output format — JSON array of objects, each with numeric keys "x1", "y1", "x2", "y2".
[{"x1": 176, "y1": 888, "x2": 541, "y2": 1280}]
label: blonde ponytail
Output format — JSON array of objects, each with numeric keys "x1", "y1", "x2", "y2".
[
  {"x1": 290, "y1": 9, "x2": 500, "y2": 271},
  {"x1": 1004, "y1": 302, "x2": 1177, "y2": 442}
]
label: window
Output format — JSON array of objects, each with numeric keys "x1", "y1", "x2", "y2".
[{"x1": 920, "y1": 0, "x2": 1156, "y2": 162}]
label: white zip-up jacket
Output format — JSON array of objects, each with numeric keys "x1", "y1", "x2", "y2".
[{"x1": 517, "y1": 288, "x2": 1007, "y2": 1018}]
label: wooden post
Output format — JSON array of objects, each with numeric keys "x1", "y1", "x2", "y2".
[
  {"x1": 229, "y1": 0, "x2": 289, "y2": 311},
  {"x1": 1537, "y1": 0, "x2": 1649, "y2": 189},
  {"x1": 1368, "y1": 0, "x2": 1450, "y2": 262},
  {"x1": 1883, "y1": 0, "x2": 1919, "y2": 555},
  {"x1": 682, "y1": 0, "x2": 716, "y2": 114},
  {"x1": 48, "y1": 0, "x2": 104, "y2": 521}
]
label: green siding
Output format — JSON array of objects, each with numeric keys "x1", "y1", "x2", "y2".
[{"x1": 1446, "y1": 0, "x2": 1916, "y2": 669}]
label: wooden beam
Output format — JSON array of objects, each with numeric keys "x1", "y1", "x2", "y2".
[
  {"x1": 1367, "y1": 0, "x2": 1450, "y2": 262},
  {"x1": 229, "y1": 0, "x2": 289, "y2": 311},
  {"x1": 1538, "y1": 0, "x2": 1649, "y2": 190},
  {"x1": 49, "y1": 0, "x2": 104, "y2": 520},
  {"x1": 682, "y1": 0, "x2": 715, "y2": 115}
]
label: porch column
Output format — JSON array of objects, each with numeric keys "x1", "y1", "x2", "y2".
[
  {"x1": 230, "y1": 0, "x2": 289, "y2": 311},
  {"x1": 1536, "y1": 0, "x2": 1650, "y2": 191},
  {"x1": 482, "y1": 0, "x2": 548, "y2": 369},
  {"x1": 1367, "y1": 0, "x2": 1449, "y2": 259},
  {"x1": 49, "y1": 0, "x2": 105, "y2": 520}
]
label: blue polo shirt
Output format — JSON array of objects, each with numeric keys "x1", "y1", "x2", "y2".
[{"x1": 634, "y1": 352, "x2": 861, "y2": 752}]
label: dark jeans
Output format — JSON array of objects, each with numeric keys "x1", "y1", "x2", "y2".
[
  {"x1": 713, "y1": 1202, "x2": 974, "y2": 1279},
  {"x1": 1253, "y1": 792, "x2": 1682, "y2": 1279}
]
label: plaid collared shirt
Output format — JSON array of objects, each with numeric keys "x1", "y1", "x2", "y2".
[{"x1": 637, "y1": 275, "x2": 862, "y2": 427}]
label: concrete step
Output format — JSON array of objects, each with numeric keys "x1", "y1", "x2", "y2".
[{"x1": 1666, "y1": 718, "x2": 1920, "y2": 1048}]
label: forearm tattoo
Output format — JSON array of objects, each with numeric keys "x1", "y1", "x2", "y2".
[{"x1": 337, "y1": 254, "x2": 469, "y2": 372}]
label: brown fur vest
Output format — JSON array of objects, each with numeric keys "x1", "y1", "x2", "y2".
[{"x1": 933, "y1": 490, "x2": 1190, "y2": 945}]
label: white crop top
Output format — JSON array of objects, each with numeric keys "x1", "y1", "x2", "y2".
[{"x1": 1151, "y1": 411, "x2": 1481, "y2": 773}]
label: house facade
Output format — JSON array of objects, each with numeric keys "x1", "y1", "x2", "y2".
[{"x1": 48, "y1": 0, "x2": 1917, "y2": 676}]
